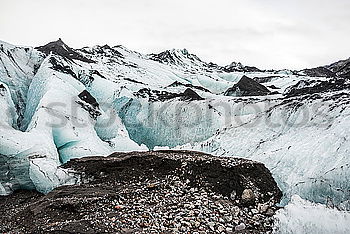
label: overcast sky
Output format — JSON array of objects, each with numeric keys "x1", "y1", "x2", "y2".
[{"x1": 1, "y1": 0, "x2": 349, "y2": 69}]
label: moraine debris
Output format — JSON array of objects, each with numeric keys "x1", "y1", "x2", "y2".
[{"x1": 0, "y1": 150, "x2": 282, "y2": 233}]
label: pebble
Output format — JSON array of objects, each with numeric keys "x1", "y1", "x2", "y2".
[
  {"x1": 235, "y1": 223, "x2": 246, "y2": 231},
  {"x1": 241, "y1": 189, "x2": 255, "y2": 204}
]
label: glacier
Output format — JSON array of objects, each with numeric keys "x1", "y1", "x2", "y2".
[
  {"x1": 274, "y1": 195, "x2": 350, "y2": 234},
  {"x1": 1, "y1": 39, "x2": 350, "y2": 233}
]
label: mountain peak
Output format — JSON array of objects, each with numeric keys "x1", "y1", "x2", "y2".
[
  {"x1": 224, "y1": 61, "x2": 261, "y2": 73},
  {"x1": 148, "y1": 48, "x2": 204, "y2": 67},
  {"x1": 35, "y1": 38, "x2": 95, "y2": 63},
  {"x1": 169, "y1": 48, "x2": 189, "y2": 55}
]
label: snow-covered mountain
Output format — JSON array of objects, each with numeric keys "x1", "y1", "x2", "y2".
[
  {"x1": 1, "y1": 38, "x2": 350, "y2": 232},
  {"x1": 299, "y1": 57, "x2": 350, "y2": 79}
]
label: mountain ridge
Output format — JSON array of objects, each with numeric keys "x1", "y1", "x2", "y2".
[{"x1": 2, "y1": 38, "x2": 350, "y2": 73}]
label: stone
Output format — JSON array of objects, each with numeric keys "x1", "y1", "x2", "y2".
[
  {"x1": 265, "y1": 208, "x2": 275, "y2": 217},
  {"x1": 235, "y1": 223, "x2": 246, "y2": 231},
  {"x1": 230, "y1": 190, "x2": 236, "y2": 200},
  {"x1": 241, "y1": 189, "x2": 255, "y2": 204},
  {"x1": 258, "y1": 203, "x2": 269, "y2": 213}
]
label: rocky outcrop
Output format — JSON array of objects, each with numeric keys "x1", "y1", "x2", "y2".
[
  {"x1": 167, "y1": 81, "x2": 211, "y2": 93},
  {"x1": 284, "y1": 78, "x2": 350, "y2": 97},
  {"x1": 253, "y1": 76, "x2": 280, "y2": 83},
  {"x1": 0, "y1": 150, "x2": 282, "y2": 233},
  {"x1": 36, "y1": 38, "x2": 95, "y2": 63},
  {"x1": 326, "y1": 57, "x2": 350, "y2": 79},
  {"x1": 299, "y1": 57, "x2": 350, "y2": 79},
  {"x1": 135, "y1": 88, "x2": 204, "y2": 102},
  {"x1": 224, "y1": 62, "x2": 261, "y2": 73},
  {"x1": 300, "y1": 67, "x2": 336, "y2": 78},
  {"x1": 181, "y1": 88, "x2": 204, "y2": 101},
  {"x1": 76, "y1": 90, "x2": 101, "y2": 120},
  {"x1": 78, "y1": 90, "x2": 99, "y2": 108},
  {"x1": 224, "y1": 75, "x2": 272, "y2": 96}
]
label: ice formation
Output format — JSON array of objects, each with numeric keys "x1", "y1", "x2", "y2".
[{"x1": 274, "y1": 195, "x2": 350, "y2": 234}]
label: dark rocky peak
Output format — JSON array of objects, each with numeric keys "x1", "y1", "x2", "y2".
[
  {"x1": 207, "y1": 62, "x2": 222, "y2": 70},
  {"x1": 299, "y1": 57, "x2": 350, "y2": 79},
  {"x1": 224, "y1": 61, "x2": 261, "y2": 73},
  {"x1": 224, "y1": 75, "x2": 271, "y2": 97},
  {"x1": 35, "y1": 38, "x2": 95, "y2": 63},
  {"x1": 300, "y1": 67, "x2": 336, "y2": 78},
  {"x1": 284, "y1": 78, "x2": 350, "y2": 97},
  {"x1": 227, "y1": 61, "x2": 244, "y2": 70},
  {"x1": 182, "y1": 88, "x2": 204, "y2": 101},
  {"x1": 326, "y1": 57, "x2": 350, "y2": 79}
]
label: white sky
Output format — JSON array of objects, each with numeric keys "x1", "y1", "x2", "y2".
[{"x1": 0, "y1": 0, "x2": 349, "y2": 69}]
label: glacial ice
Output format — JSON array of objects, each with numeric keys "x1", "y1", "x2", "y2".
[
  {"x1": 274, "y1": 195, "x2": 350, "y2": 234},
  {"x1": 0, "y1": 41, "x2": 44, "y2": 127},
  {"x1": 114, "y1": 97, "x2": 233, "y2": 149},
  {"x1": 0, "y1": 50, "x2": 146, "y2": 195},
  {"x1": 173, "y1": 94, "x2": 350, "y2": 207}
]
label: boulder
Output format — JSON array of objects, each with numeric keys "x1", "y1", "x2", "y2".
[{"x1": 224, "y1": 76, "x2": 271, "y2": 96}]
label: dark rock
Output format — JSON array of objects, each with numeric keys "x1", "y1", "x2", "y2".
[
  {"x1": 299, "y1": 57, "x2": 350, "y2": 79},
  {"x1": 224, "y1": 76, "x2": 271, "y2": 96},
  {"x1": 284, "y1": 78, "x2": 350, "y2": 97},
  {"x1": 182, "y1": 88, "x2": 204, "y2": 101},
  {"x1": 134, "y1": 88, "x2": 204, "y2": 102},
  {"x1": 301, "y1": 67, "x2": 336, "y2": 78},
  {"x1": 326, "y1": 57, "x2": 350, "y2": 79},
  {"x1": 87, "y1": 44, "x2": 124, "y2": 59},
  {"x1": 134, "y1": 88, "x2": 178, "y2": 102},
  {"x1": 78, "y1": 90, "x2": 99, "y2": 108},
  {"x1": 167, "y1": 81, "x2": 211, "y2": 93},
  {"x1": 49, "y1": 57, "x2": 77, "y2": 78},
  {"x1": 124, "y1": 78, "x2": 146, "y2": 85},
  {"x1": 36, "y1": 38, "x2": 95, "y2": 63},
  {"x1": 77, "y1": 90, "x2": 101, "y2": 119},
  {"x1": 224, "y1": 62, "x2": 261, "y2": 73},
  {"x1": 268, "y1": 85, "x2": 279, "y2": 89},
  {"x1": 0, "y1": 150, "x2": 282, "y2": 233},
  {"x1": 253, "y1": 76, "x2": 280, "y2": 83}
]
